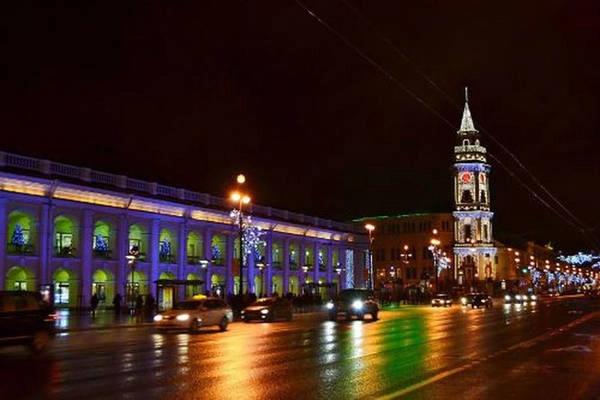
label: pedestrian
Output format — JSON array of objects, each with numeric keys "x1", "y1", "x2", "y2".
[
  {"x1": 145, "y1": 294, "x2": 155, "y2": 319},
  {"x1": 135, "y1": 294, "x2": 144, "y2": 322},
  {"x1": 91, "y1": 293, "x2": 99, "y2": 318},
  {"x1": 113, "y1": 293, "x2": 122, "y2": 316}
]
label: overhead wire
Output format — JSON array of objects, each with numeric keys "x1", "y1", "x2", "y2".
[
  {"x1": 339, "y1": 0, "x2": 594, "y2": 237},
  {"x1": 294, "y1": 0, "x2": 598, "y2": 251}
]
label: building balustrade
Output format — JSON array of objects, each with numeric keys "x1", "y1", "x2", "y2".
[
  {"x1": 54, "y1": 246, "x2": 76, "y2": 258},
  {"x1": 93, "y1": 249, "x2": 113, "y2": 259},
  {"x1": 6, "y1": 243, "x2": 35, "y2": 255},
  {"x1": 159, "y1": 254, "x2": 176, "y2": 264}
]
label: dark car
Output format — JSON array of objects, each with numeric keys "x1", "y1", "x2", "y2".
[
  {"x1": 0, "y1": 291, "x2": 56, "y2": 354},
  {"x1": 241, "y1": 297, "x2": 293, "y2": 322},
  {"x1": 460, "y1": 293, "x2": 493, "y2": 308},
  {"x1": 431, "y1": 293, "x2": 453, "y2": 307},
  {"x1": 326, "y1": 289, "x2": 379, "y2": 321}
]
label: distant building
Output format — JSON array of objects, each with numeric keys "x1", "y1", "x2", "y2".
[{"x1": 353, "y1": 213, "x2": 453, "y2": 291}]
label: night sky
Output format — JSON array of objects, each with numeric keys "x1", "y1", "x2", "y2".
[{"x1": 4, "y1": 1, "x2": 600, "y2": 253}]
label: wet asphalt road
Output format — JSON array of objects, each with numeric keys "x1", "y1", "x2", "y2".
[{"x1": 1, "y1": 297, "x2": 599, "y2": 400}]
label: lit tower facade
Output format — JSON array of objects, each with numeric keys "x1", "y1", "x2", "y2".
[{"x1": 452, "y1": 88, "x2": 497, "y2": 289}]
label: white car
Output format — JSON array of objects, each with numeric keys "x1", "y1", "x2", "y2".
[{"x1": 154, "y1": 297, "x2": 233, "y2": 332}]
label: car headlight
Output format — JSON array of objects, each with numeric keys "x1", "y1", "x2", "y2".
[
  {"x1": 530, "y1": 295, "x2": 537, "y2": 301},
  {"x1": 176, "y1": 314, "x2": 190, "y2": 321},
  {"x1": 481, "y1": 299, "x2": 487, "y2": 303},
  {"x1": 352, "y1": 300, "x2": 364, "y2": 310},
  {"x1": 431, "y1": 299, "x2": 436, "y2": 304},
  {"x1": 504, "y1": 295, "x2": 511, "y2": 301},
  {"x1": 446, "y1": 300, "x2": 451, "y2": 304},
  {"x1": 515, "y1": 295, "x2": 522, "y2": 300},
  {"x1": 461, "y1": 297, "x2": 467, "y2": 305},
  {"x1": 326, "y1": 302, "x2": 334, "y2": 310},
  {"x1": 260, "y1": 309, "x2": 269, "y2": 315},
  {"x1": 241, "y1": 310, "x2": 245, "y2": 314},
  {"x1": 153, "y1": 314, "x2": 163, "y2": 322}
]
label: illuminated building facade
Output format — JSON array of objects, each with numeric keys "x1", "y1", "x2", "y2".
[
  {"x1": 0, "y1": 152, "x2": 366, "y2": 310},
  {"x1": 452, "y1": 89, "x2": 497, "y2": 288}
]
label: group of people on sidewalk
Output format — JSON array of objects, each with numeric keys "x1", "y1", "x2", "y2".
[{"x1": 90, "y1": 292, "x2": 156, "y2": 322}]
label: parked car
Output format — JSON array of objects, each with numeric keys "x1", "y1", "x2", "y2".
[
  {"x1": 431, "y1": 293, "x2": 453, "y2": 307},
  {"x1": 326, "y1": 289, "x2": 379, "y2": 321},
  {"x1": 241, "y1": 297, "x2": 293, "y2": 322},
  {"x1": 153, "y1": 297, "x2": 233, "y2": 332},
  {"x1": 460, "y1": 293, "x2": 493, "y2": 308},
  {"x1": 0, "y1": 290, "x2": 56, "y2": 354}
]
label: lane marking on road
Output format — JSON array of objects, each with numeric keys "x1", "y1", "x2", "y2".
[{"x1": 378, "y1": 310, "x2": 600, "y2": 400}]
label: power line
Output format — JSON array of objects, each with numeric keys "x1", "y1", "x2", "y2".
[{"x1": 295, "y1": 0, "x2": 598, "y2": 251}]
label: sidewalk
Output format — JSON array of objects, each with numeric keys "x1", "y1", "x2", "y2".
[{"x1": 54, "y1": 309, "x2": 153, "y2": 332}]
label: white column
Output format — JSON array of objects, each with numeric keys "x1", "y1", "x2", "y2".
[
  {"x1": 178, "y1": 222, "x2": 186, "y2": 280},
  {"x1": 299, "y1": 242, "x2": 306, "y2": 291},
  {"x1": 226, "y1": 233, "x2": 235, "y2": 295},
  {"x1": 81, "y1": 210, "x2": 93, "y2": 307},
  {"x1": 312, "y1": 242, "x2": 319, "y2": 283},
  {"x1": 326, "y1": 245, "x2": 333, "y2": 284},
  {"x1": 117, "y1": 214, "x2": 129, "y2": 297},
  {"x1": 149, "y1": 219, "x2": 160, "y2": 294},
  {"x1": 265, "y1": 231, "x2": 273, "y2": 295},
  {"x1": 203, "y1": 228, "x2": 212, "y2": 294},
  {"x1": 282, "y1": 239, "x2": 290, "y2": 295},
  {"x1": 0, "y1": 198, "x2": 7, "y2": 289},
  {"x1": 38, "y1": 204, "x2": 49, "y2": 284}
]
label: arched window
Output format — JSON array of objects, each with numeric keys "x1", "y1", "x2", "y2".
[
  {"x1": 460, "y1": 190, "x2": 474, "y2": 203},
  {"x1": 463, "y1": 139, "x2": 470, "y2": 146}
]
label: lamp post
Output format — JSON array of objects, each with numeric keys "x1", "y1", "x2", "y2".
[
  {"x1": 231, "y1": 174, "x2": 250, "y2": 296},
  {"x1": 335, "y1": 265, "x2": 343, "y2": 293},
  {"x1": 257, "y1": 263, "x2": 265, "y2": 297},
  {"x1": 302, "y1": 265, "x2": 309, "y2": 294},
  {"x1": 401, "y1": 244, "x2": 412, "y2": 282},
  {"x1": 126, "y1": 246, "x2": 139, "y2": 314},
  {"x1": 365, "y1": 224, "x2": 375, "y2": 290},
  {"x1": 429, "y1": 229, "x2": 441, "y2": 294}
]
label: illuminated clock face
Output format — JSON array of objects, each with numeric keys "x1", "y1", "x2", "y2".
[
  {"x1": 479, "y1": 173, "x2": 486, "y2": 184},
  {"x1": 460, "y1": 172, "x2": 471, "y2": 183}
]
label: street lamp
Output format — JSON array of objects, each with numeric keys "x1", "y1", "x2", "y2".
[
  {"x1": 365, "y1": 223, "x2": 375, "y2": 290},
  {"x1": 401, "y1": 244, "x2": 412, "y2": 282},
  {"x1": 231, "y1": 174, "x2": 250, "y2": 296},
  {"x1": 429, "y1": 229, "x2": 441, "y2": 294},
  {"x1": 126, "y1": 245, "x2": 139, "y2": 314}
]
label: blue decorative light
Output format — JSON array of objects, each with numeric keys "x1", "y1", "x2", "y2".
[{"x1": 11, "y1": 223, "x2": 26, "y2": 246}]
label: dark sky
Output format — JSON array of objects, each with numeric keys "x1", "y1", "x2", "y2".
[{"x1": 4, "y1": 1, "x2": 600, "y2": 253}]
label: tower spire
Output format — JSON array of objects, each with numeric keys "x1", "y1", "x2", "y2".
[{"x1": 458, "y1": 86, "x2": 477, "y2": 133}]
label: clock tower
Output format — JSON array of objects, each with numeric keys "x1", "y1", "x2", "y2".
[{"x1": 452, "y1": 88, "x2": 497, "y2": 289}]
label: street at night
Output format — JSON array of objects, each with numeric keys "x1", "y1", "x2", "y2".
[
  {"x1": 2, "y1": 297, "x2": 599, "y2": 400},
  {"x1": 3, "y1": 2, "x2": 600, "y2": 400}
]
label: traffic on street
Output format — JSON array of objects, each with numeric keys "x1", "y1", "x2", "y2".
[{"x1": 1, "y1": 295, "x2": 598, "y2": 399}]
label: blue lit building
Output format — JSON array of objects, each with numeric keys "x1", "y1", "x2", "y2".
[{"x1": 0, "y1": 152, "x2": 366, "y2": 310}]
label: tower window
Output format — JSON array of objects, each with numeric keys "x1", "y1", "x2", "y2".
[
  {"x1": 480, "y1": 190, "x2": 487, "y2": 203},
  {"x1": 460, "y1": 190, "x2": 474, "y2": 203},
  {"x1": 464, "y1": 225, "x2": 472, "y2": 241},
  {"x1": 483, "y1": 225, "x2": 489, "y2": 241},
  {"x1": 463, "y1": 139, "x2": 470, "y2": 146}
]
